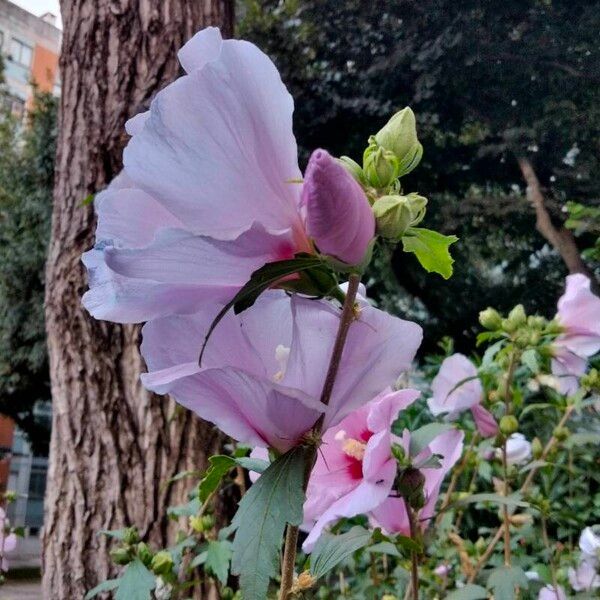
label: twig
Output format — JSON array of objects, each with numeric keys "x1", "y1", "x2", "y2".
[{"x1": 278, "y1": 274, "x2": 361, "y2": 600}]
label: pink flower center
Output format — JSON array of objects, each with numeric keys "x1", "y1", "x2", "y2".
[{"x1": 334, "y1": 429, "x2": 373, "y2": 481}]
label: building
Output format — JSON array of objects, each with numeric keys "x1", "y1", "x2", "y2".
[
  {"x1": 0, "y1": 0, "x2": 61, "y2": 115},
  {"x1": 0, "y1": 1, "x2": 60, "y2": 535}
]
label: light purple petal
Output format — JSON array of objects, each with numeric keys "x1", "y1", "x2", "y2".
[
  {"x1": 367, "y1": 389, "x2": 420, "y2": 433},
  {"x1": 429, "y1": 354, "x2": 482, "y2": 416},
  {"x1": 124, "y1": 29, "x2": 306, "y2": 240},
  {"x1": 302, "y1": 149, "x2": 375, "y2": 265},
  {"x1": 285, "y1": 296, "x2": 422, "y2": 429}
]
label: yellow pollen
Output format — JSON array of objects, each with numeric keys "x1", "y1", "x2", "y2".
[{"x1": 342, "y1": 438, "x2": 367, "y2": 460}]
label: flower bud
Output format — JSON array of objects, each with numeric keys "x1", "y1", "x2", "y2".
[
  {"x1": 396, "y1": 467, "x2": 426, "y2": 510},
  {"x1": 527, "y1": 315, "x2": 546, "y2": 329},
  {"x1": 123, "y1": 526, "x2": 140, "y2": 545},
  {"x1": 374, "y1": 107, "x2": 423, "y2": 177},
  {"x1": 479, "y1": 308, "x2": 502, "y2": 330},
  {"x1": 553, "y1": 425, "x2": 569, "y2": 441},
  {"x1": 337, "y1": 156, "x2": 366, "y2": 185},
  {"x1": 190, "y1": 515, "x2": 204, "y2": 533},
  {"x1": 201, "y1": 514, "x2": 215, "y2": 531},
  {"x1": 137, "y1": 542, "x2": 153, "y2": 567},
  {"x1": 531, "y1": 437, "x2": 543, "y2": 459},
  {"x1": 363, "y1": 145, "x2": 400, "y2": 188},
  {"x1": 151, "y1": 550, "x2": 174, "y2": 576},
  {"x1": 372, "y1": 193, "x2": 428, "y2": 239},
  {"x1": 506, "y1": 304, "x2": 527, "y2": 329},
  {"x1": 499, "y1": 415, "x2": 519, "y2": 436},
  {"x1": 110, "y1": 547, "x2": 132, "y2": 566},
  {"x1": 303, "y1": 149, "x2": 376, "y2": 266}
]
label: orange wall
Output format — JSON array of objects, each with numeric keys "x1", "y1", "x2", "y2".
[
  {"x1": 31, "y1": 43, "x2": 59, "y2": 93},
  {"x1": 0, "y1": 416, "x2": 14, "y2": 492}
]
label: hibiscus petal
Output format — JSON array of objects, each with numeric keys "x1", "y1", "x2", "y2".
[
  {"x1": 123, "y1": 29, "x2": 305, "y2": 239},
  {"x1": 367, "y1": 389, "x2": 420, "y2": 432},
  {"x1": 470, "y1": 404, "x2": 498, "y2": 438},
  {"x1": 302, "y1": 469, "x2": 395, "y2": 553}
]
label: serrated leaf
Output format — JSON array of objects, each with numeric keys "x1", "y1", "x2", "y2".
[
  {"x1": 310, "y1": 526, "x2": 372, "y2": 579},
  {"x1": 402, "y1": 227, "x2": 458, "y2": 279},
  {"x1": 115, "y1": 559, "x2": 155, "y2": 600},
  {"x1": 205, "y1": 540, "x2": 233, "y2": 585},
  {"x1": 445, "y1": 584, "x2": 488, "y2": 600},
  {"x1": 198, "y1": 455, "x2": 236, "y2": 502},
  {"x1": 230, "y1": 446, "x2": 308, "y2": 600},
  {"x1": 487, "y1": 566, "x2": 529, "y2": 600},
  {"x1": 84, "y1": 578, "x2": 121, "y2": 599},
  {"x1": 167, "y1": 497, "x2": 201, "y2": 518},
  {"x1": 198, "y1": 256, "x2": 326, "y2": 364},
  {"x1": 409, "y1": 423, "x2": 454, "y2": 456}
]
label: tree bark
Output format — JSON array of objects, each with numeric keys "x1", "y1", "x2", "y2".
[
  {"x1": 517, "y1": 156, "x2": 593, "y2": 278},
  {"x1": 43, "y1": 2, "x2": 234, "y2": 598}
]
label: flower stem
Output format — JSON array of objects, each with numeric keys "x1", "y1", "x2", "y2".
[
  {"x1": 406, "y1": 504, "x2": 421, "y2": 600},
  {"x1": 278, "y1": 274, "x2": 362, "y2": 600}
]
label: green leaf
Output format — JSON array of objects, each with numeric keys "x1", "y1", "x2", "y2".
[
  {"x1": 205, "y1": 540, "x2": 233, "y2": 585},
  {"x1": 84, "y1": 578, "x2": 121, "y2": 599},
  {"x1": 565, "y1": 432, "x2": 600, "y2": 448},
  {"x1": 487, "y1": 566, "x2": 529, "y2": 600},
  {"x1": 366, "y1": 541, "x2": 401, "y2": 557},
  {"x1": 115, "y1": 559, "x2": 155, "y2": 600},
  {"x1": 198, "y1": 455, "x2": 237, "y2": 502},
  {"x1": 167, "y1": 497, "x2": 201, "y2": 518},
  {"x1": 310, "y1": 526, "x2": 372, "y2": 579},
  {"x1": 98, "y1": 528, "x2": 128, "y2": 540},
  {"x1": 230, "y1": 446, "x2": 308, "y2": 600},
  {"x1": 521, "y1": 349, "x2": 540, "y2": 373},
  {"x1": 457, "y1": 492, "x2": 529, "y2": 509},
  {"x1": 402, "y1": 227, "x2": 458, "y2": 279},
  {"x1": 409, "y1": 423, "x2": 454, "y2": 456},
  {"x1": 235, "y1": 457, "x2": 270, "y2": 473},
  {"x1": 198, "y1": 256, "x2": 326, "y2": 364},
  {"x1": 445, "y1": 584, "x2": 488, "y2": 600},
  {"x1": 394, "y1": 535, "x2": 423, "y2": 555}
]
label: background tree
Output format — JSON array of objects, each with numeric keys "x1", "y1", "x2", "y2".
[
  {"x1": 0, "y1": 91, "x2": 56, "y2": 455},
  {"x1": 43, "y1": 2, "x2": 234, "y2": 598},
  {"x1": 240, "y1": 0, "x2": 600, "y2": 351}
]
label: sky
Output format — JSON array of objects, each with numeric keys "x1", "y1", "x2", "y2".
[{"x1": 11, "y1": 0, "x2": 62, "y2": 28}]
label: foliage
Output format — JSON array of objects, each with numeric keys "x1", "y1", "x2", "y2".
[
  {"x1": 239, "y1": 0, "x2": 600, "y2": 352},
  {"x1": 0, "y1": 91, "x2": 57, "y2": 453}
]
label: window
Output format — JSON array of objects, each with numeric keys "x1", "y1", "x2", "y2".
[{"x1": 9, "y1": 38, "x2": 33, "y2": 67}]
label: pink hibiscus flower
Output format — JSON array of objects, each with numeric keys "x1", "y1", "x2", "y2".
[
  {"x1": 551, "y1": 274, "x2": 600, "y2": 394},
  {"x1": 83, "y1": 27, "x2": 374, "y2": 324},
  {"x1": 302, "y1": 388, "x2": 421, "y2": 552},
  {"x1": 428, "y1": 353, "x2": 498, "y2": 437},
  {"x1": 141, "y1": 291, "x2": 421, "y2": 453}
]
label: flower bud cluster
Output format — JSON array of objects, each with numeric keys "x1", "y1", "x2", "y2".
[{"x1": 339, "y1": 107, "x2": 429, "y2": 241}]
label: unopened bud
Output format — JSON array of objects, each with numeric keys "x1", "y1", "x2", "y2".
[
  {"x1": 531, "y1": 437, "x2": 543, "y2": 459},
  {"x1": 221, "y1": 588, "x2": 235, "y2": 600},
  {"x1": 372, "y1": 193, "x2": 427, "y2": 239},
  {"x1": 396, "y1": 467, "x2": 426, "y2": 510},
  {"x1": 337, "y1": 156, "x2": 366, "y2": 185},
  {"x1": 499, "y1": 415, "x2": 519, "y2": 436},
  {"x1": 201, "y1": 514, "x2": 215, "y2": 531},
  {"x1": 527, "y1": 315, "x2": 546, "y2": 329},
  {"x1": 137, "y1": 542, "x2": 153, "y2": 567},
  {"x1": 123, "y1": 526, "x2": 139, "y2": 545},
  {"x1": 110, "y1": 547, "x2": 132, "y2": 566},
  {"x1": 363, "y1": 145, "x2": 400, "y2": 188},
  {"x1": 479, "y1": 307, "x2": 502, "y2": 330},
  {"x1": 292, "y1": 571, "x2": 316, "y2": 592},
  {"x1": 374, "y1": 107, "x2": 423, "y2": 177},
  {"x1": 151, "y1": 551, "x2": 174, "y2": 576},
  {"x1": 553, "y1": 425, "x2": 569, "y2": 441},
  {"x1": 190, "y1": 516, "x2": 204, "y2": 533},
  {"x1": 506, "y1": 304, "x2": 527, "y2": 329}
]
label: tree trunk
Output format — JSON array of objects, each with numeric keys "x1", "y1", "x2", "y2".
[
  {"x1": 43, "y1": 2, "x2": 234, "y2": 598},
  {"x1": 517, "y1": 156, "x2": 593, "y2": 278}
]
